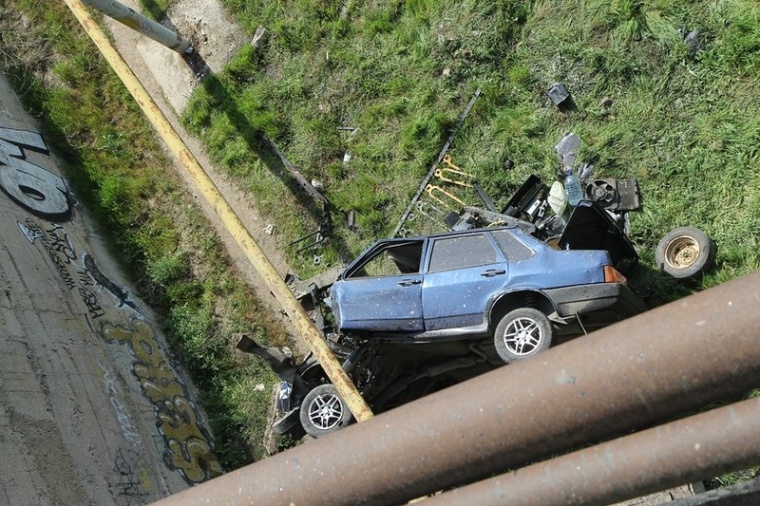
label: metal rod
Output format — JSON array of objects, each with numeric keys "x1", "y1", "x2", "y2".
[
  {"x1": 152, "y1": 271, "x2": 760, "y2": 506},
  {"x1": 392, "y1": 87, "x2": 481, "y2": 237},
  {"x1": 427, "y1": 396, "x2": 760, "y2": 506},
  {"x1": 63, "y1": 0, "x2": 374, "y2": 424},
  {"x1": 80, "y1": 0, "x2": 192, "y2": 54}
]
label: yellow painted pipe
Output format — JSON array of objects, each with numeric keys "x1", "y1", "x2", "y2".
[{"x1": 62, "y1": 0, "x2": 374, "y2": 423}]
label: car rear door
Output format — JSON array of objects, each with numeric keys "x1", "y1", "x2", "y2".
[{"x1": 421, "y1": 232, "x2": 508, "y2": 331}]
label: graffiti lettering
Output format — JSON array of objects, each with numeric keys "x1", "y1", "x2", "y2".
[
  {"x1": 79, "y1": 285, "x2": 105, "y2": 319},
  {"x1": 97, "y1": 360, "x2": 141, "y2": 445},
  {"x1": 45, "y1": 223, "x2": 77, "y2": 263},
  {"x1": 0, "y1": 127, "x2": 71, "y2": 220},
  {"x1": 2, "y1": 127, "x2": 222, "y2": 484},
  {"x1": 78, "y1": 268, "x2": 94, "y2": 287},
  {"x1": 100, "y1": 319, "x2": 223, "y2": 484},
  {"x1": 20, "y1": 219, "x2": 76, "y2": 290},
  {"x1": 113, "y1": 448, "x2": 152, "y2": 501}
]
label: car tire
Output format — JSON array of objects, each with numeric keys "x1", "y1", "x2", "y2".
[
  {"x1": 299, "y1": 384, "x2": 353, "y2": 438},
  {"x1": 494, "y1": 308, "x2": 554, "y2": 364},
  {"x1": 656, "y1": 227, "x2": 715, "y2": 279}
]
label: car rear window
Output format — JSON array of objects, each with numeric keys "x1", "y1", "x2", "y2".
[
  {"x1": 491, "y1": 230, "x2": 534, "y2": 261},
  {"x1": 428, "y1": 234, "x2": 499, "y2": 272}
]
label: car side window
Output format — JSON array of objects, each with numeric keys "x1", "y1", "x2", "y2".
[
  {"x1": 428, "y1": 234, "x2": 499, "y2": 273},
  {"x1": 491, "y1": 230, "x2": 534, "y2": 261},
  {"x1": 349, "y1": 241, "x2": 424, "y2": 278}
]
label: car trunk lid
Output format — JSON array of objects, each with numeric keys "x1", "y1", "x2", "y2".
[{"x1": 558, "y1": 201, "x2": 638, "y2": 273}]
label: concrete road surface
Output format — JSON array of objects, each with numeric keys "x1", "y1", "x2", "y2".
[{"x1": 0, "y1": 71, "x2": 221, "y2": 505}]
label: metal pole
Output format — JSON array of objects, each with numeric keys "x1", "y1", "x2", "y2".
[
  {"x1": 426, "y1": 396, "x2": 760, "y2": 506},
  {"x1": 152, "y1": 271, "x2": 760, "y2": 506},
  {"x1": 63, "y1": 0, "x2": 374, "y2": 423},
  {"x1": 80, "y1": 0, "x2": 192, "y2": 54}
]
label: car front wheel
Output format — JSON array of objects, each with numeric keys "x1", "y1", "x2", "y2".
[
  {"x1": 494, "y1": 308, "x2": 554, "y2": 364},
  {"x1": 299, "y1": 384, "x2": 353, "y2": 438}
]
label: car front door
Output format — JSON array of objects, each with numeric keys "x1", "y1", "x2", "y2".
[
  {"x1": 421, "y1": 232, "x2": 508, "y2": 331},
  {"x1": 331, "y1": 240, "x2": 426, "y2": 333}
]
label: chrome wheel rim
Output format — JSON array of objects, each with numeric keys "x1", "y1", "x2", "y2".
[
  {"x1": 307, "y1": 392, "x2": 345, "y2": 430},
  {"x1": 503, "y1": 317, "x2": 542, "y2": 356}
]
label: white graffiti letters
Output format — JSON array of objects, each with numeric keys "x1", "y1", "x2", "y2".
[{"x1": 0, "y1": 128, "x2": 70, "y2": 220}]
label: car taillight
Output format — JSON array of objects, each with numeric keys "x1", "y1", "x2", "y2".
[{"x1": 604, "y1": 265, "x2": 627, "y2": 285}]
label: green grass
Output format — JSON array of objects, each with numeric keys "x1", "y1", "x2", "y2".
[
  {"x1": 178, "y1": 0, "x2": 760, "y2": 300},
  {"x1": 3, "y1": 0, "x2": 759, "y2": 485}
]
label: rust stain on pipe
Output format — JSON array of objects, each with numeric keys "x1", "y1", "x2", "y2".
[{"x1": 153, "y1": 272, "x2": 760, "y2": 506}]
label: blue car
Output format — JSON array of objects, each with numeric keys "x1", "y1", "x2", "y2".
[
  {"x1": 329, "y1": 202, "x2": 645, "y2": 363},
  {"x1": 242, "y1": 202, "x2": 648, "y2": 439}
]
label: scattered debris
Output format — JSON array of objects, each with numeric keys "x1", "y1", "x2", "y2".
[
  {"x1": 251, "y1": 25, "x2": 269, "y2": 49},
  {"x1": 685, "y1": 29, "x2": 701, "y2": 55},
  {"x1": 393, "y1": 87, "x2": 482, "y2": 237},
  {"x1": 547, "y1": 82, "x2": 571, "y2": 107},
  {"x1": 264, "y1": 223, "x2": 274, "y2": 235},
  {"x1": 554, "y1": 131, "x2": 582, "y2": 170},
  {"x1": 584, "y1": 178, "x2": 640, "y2": 211}
]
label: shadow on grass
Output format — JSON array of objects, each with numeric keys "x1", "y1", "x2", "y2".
[{"x1": 138, "y1": 0, "x2": 351, "y2": 263}]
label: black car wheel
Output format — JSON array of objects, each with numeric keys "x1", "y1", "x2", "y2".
[
  {"x1": 299, "y1": 384, "x2": 353, "y2": 438},
  {"x1": 656, "y1": 227, "x2": 715, "y2": 279},
  {"x1": 494, "y1": 308, "x2": 554, "y2": 364}
]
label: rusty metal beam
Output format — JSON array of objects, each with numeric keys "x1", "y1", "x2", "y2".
[
  {"x1": 426, "y1": 396, "x2": 760, "y2": 506},
  {"x1": 152, "y1": 271, "x2": 760, "y2": 506},
  {"x1": 63, "y1": 0, "x2": 374, "y2": 424}
]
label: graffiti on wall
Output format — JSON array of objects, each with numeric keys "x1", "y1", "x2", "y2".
[
  {"x1": 0, "y1": 127, "x2": 71, "y2": 220},
  {"x1": 4, "y1": 126, "x2": 223, "y2": 485}
]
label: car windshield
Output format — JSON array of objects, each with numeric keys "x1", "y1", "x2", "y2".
[{"x1": 349, "y1": 241, "x2": 424, "y2": 278}]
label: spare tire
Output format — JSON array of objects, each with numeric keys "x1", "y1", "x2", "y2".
[{"x1": 656, "y1": 227, "x2": 715, "y2": 279}]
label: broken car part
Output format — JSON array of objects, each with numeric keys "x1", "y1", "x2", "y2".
[
  {"x1": 656, "y1": 226, "x2": 716, "y2": 279},
  {"x1": 553, "y1": 131, "x2": 582, "y2": 169},
  {"x1": 585, "y1": 178, "x2": 641, "y2": 211},
  {"x1": 547, "y1": 82, "x2": 571, "y2": 107}
]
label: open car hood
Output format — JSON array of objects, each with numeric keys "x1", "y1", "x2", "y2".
[{"x1": 558, "y1": 201, "x2": 638, "y2": 273}]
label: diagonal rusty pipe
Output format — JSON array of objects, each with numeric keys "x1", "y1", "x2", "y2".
[
  {"x1": 426, "y1": 396, "x2": 760, "y2": 506},
  {"x1": 152, "y1": 271, "x2": 760, "y2": 506}
]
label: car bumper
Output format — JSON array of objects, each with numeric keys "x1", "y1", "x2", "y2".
[{"x1": 544, "y1": 282, "x2": 646, "y2": 319}]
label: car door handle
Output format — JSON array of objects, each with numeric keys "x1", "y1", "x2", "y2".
[
  {"x1": 397, "y1": 279, "x2": 422, "y2": 286},
  {"x1": 480, "y1": 269, "x2": 506, "y2": 277}
]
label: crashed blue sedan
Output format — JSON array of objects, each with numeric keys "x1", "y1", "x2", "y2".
[{"x1": 329, "y1": 205, "x2": 645, "y2": 363}]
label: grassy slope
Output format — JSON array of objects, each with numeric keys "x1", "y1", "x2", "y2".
[
  {"x1": 184, "y1": 0, "x2": 760, "y2": 306},
  {"x1": 2, "y1": 0, "x2": 758, "y2": 482}
]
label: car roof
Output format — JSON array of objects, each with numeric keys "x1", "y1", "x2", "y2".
[{"x1": 400, "y1": 225, "x2": 518, "y2": 241}]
